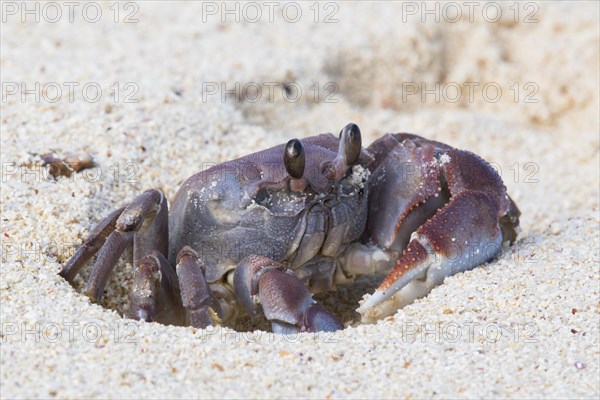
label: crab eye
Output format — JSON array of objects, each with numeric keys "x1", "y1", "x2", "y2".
[
  {"x1": 284, "y1": 139, "x2": 305, "y2": 179},
  {"x1": 339, "y1": 123, "x2": 362, "y2": 166}
]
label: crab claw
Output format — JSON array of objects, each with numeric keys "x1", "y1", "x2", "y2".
[
  {"x1": 358, "y1": 135, "x2": 524, "y2": 322},
  {"x1": 358, "y1": 190, "x2": 506, "y2": 322},
  {"x1": 234, "y1": 255, "x2": 343, "y2": 333}
]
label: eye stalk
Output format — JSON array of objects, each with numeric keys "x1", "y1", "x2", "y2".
[
  {"x1": 284, "y1": 139, "x2": 305, "y2": 179},
  {"x1": 339, "y1": 123, "x2": 362, "y2": 166},
  {"x1": 324, "y1": 123, "x2": 363, "y2": 180},
  {"x1": 284, "y1": 139, "x2": 308, "y2": 192}
]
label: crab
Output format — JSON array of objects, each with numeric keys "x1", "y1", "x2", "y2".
[{"x1": 59, "y1": 123, "x2": 520, "y2": 333}]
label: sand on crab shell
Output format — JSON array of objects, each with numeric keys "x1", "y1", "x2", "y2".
[{"x1": 1, "y1": 2, "x2": 599, "y2": 399}]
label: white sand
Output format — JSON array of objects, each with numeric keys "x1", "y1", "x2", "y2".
[{"x1": 1, "y1": 2, "x2": 599, "y2": 398}]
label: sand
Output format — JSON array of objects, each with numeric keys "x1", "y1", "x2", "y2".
[{"x1": 1, "y1": 1, "x2": 599, "y2": 399}]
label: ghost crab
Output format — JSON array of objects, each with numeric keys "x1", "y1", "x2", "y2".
[{"x1": 60, "y1": 123, "x2": 520, "y2": 333}]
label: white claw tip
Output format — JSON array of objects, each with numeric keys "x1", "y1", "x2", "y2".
[
  {"x1": 136, "y1": 310, "x2": 150, "y2": 321},
  {"x1": 356, "y1": 289, "x2": 387, "y2": 314}
]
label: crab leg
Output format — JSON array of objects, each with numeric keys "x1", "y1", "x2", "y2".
[
  {"x1": 234, "y1": 255, "x2": 343, "y2": 333},
  {"x1": 60, "y1": 189, "x2": 170, "y2": 304},
  {"x1": 59, "y1": 206, "x2": 125, "y2": 282},
  {"x1": 130, "y1": 190, "x2": 169, "y2": 267},
  {"x1": 175, "y1": 247, "x2": 219, "y2": 328},
  {"x1": 129, "y1": 252, "x2": 181, "y2": 323},
  {"x1": 83, "y1": 231, "x2": 134, "y2": 302}
]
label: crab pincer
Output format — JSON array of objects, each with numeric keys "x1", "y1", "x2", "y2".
[{"x1": 357, "y1": 135, "x2": 520, "y2": 321}]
